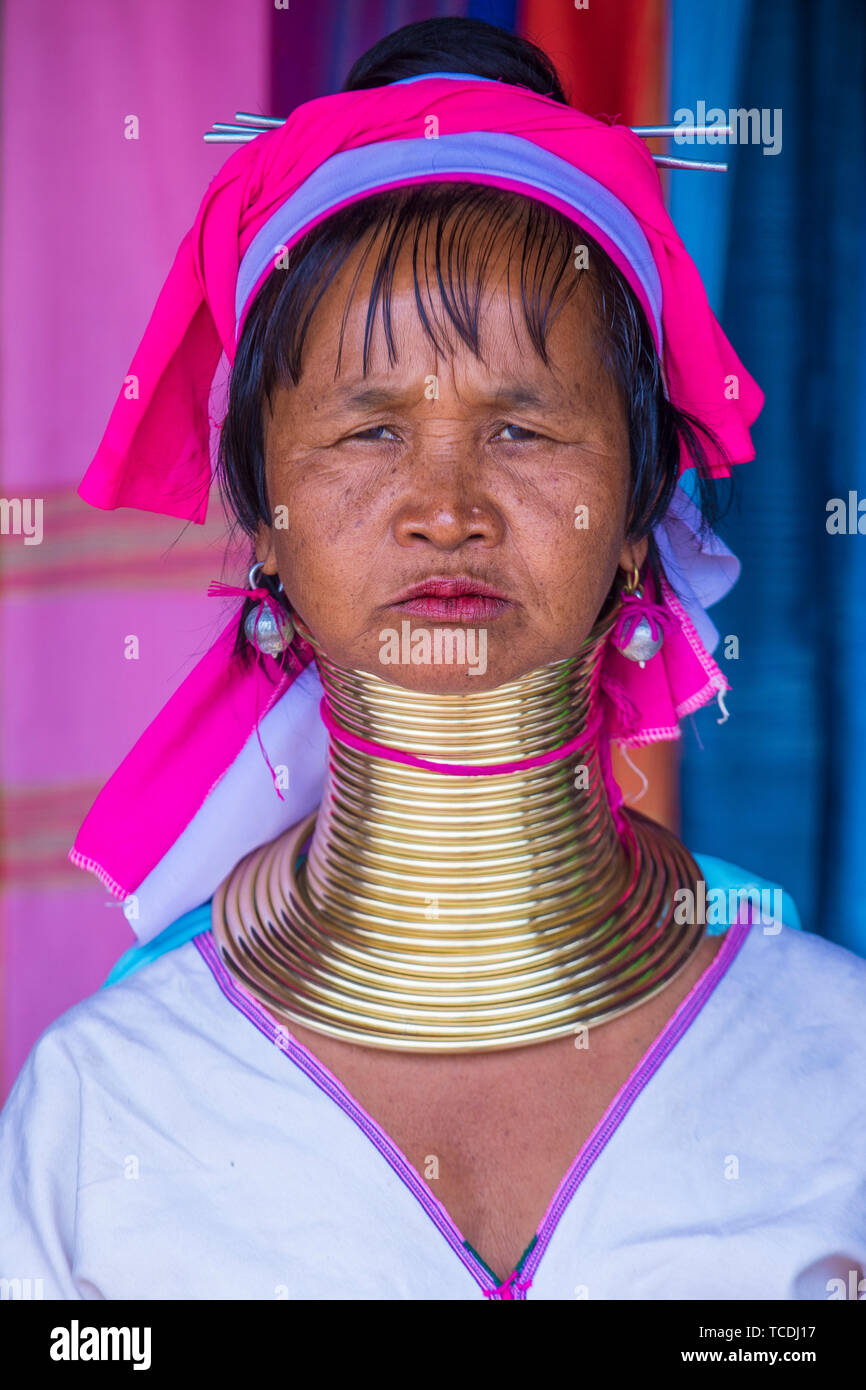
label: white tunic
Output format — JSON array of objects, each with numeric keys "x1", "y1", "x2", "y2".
[{"x1": 1, "y1": 866, "x2": 865, "y2": 1301}]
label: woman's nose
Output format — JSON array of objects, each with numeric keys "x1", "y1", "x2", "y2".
[{"x1": 390, "y1": 457, "x2": 506, "y2": 551}]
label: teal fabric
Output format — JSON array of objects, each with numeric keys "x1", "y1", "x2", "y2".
[
  {"x1": 101, "y1": 852, "x2": 801, "y2": 989},
  {"x1": 690, "y1": 852, "x2": 801, "y2": 934},
  {"x1": 102, "y1": 901, "x2": 213, "y2": 988}
]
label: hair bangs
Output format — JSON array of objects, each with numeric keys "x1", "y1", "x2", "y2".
[{"x1": 255, "y1": 183, "x2": 589, "y2": 405}]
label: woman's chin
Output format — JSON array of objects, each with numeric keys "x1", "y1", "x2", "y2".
[
  {"x1": 301, "y1": 616, "x2": 587, "y2": 691},
  {"x1": 352, "y1": 643, "x2": 554, "y2": 694},
  {"x1": 368, "y1": 665, "x2": 512, "y2": 694}
]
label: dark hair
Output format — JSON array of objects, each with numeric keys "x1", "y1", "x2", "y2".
[
  {"x1": 216, "y1": 17, "x2": 731, "y2": 671},
  {"x1": 340, "y1": 16, "x2": 568, "y2": 102}
]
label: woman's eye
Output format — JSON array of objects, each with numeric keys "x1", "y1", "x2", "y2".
[
  {"x1": 496, "y1": 423, "x2": 541, "y2": 442},
  {"x1": 348, "y1": 425, "x2": 400, "y2": 442}
]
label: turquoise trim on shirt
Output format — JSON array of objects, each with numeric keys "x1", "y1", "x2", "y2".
[
  {"x1": 101, "y1": 851, "x2": 801, "y2": 989},
  {"x1": 102, "y1": 900, "x2": 214, "y2": 987},
  {"x1": 690, "y1": 852, "x2": 802, "y2": 934}
]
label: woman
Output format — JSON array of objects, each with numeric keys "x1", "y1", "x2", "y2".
[{"x1": 1, "y1": 18, "x2": 864, "y2": 1302}]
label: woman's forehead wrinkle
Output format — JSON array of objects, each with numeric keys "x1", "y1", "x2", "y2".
[
  {"x1": 321, "y1": 307, "x2": 586, "y2": 418},
  {"x1": 310, "y1": 374, "x2": 579, "y2": 428},
  {"x1": 281, "y1": 304, "x2": 599, "y2": 435}
]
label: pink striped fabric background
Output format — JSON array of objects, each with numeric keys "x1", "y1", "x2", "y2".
[{"x1": 0, "y1": 0, "x2": 267, "y2": 1100}]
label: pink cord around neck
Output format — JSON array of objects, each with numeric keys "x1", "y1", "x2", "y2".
[{"x1": 318, "y1": 695, "x2": 606, "y2": 778}]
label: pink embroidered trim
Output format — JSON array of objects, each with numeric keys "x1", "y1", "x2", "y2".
[
  {"x1": 66, "y1": 848, "x2": 129, "y2": 901},
  {"x1": 675, "y1": 677, "x2": 727, "y2": 720},
  {"x1": 619, "y1": 723, "x2": 681, "y2": 747},
  {"x1": 482, "y1": 1270, "x2": 534, "y2": 1299},
  {"x1": 661, "y1": 578, "x2": 732, "y2": 712}
]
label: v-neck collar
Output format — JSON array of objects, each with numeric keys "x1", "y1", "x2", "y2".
[{"x1": 193, "y1": 916, "x2": 752, "y2": 1299}]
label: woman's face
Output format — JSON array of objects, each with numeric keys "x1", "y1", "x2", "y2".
[{"x1": 255, "y1": 225, "x2": 646, "y2": 692}]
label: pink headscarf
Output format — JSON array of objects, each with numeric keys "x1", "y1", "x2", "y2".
[{"x1": 69, "y1": 76, "x2": 762, "y2": 940}]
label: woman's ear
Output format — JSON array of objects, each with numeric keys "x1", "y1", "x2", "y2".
[
  {"x1": 253, "y1": 520, "x2": 279, "y2": 578},
  {"x1": 617, "y1": 534, "x2": 649, "y2": 577}
]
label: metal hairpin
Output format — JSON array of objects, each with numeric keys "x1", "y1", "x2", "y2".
[{"x1": 204, "y1": 111, "x2": 730, "y2": 171}]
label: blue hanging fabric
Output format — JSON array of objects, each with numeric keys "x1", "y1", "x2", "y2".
[{"x1": 673, "y1": 0, "x2": 866, "y2": 956}]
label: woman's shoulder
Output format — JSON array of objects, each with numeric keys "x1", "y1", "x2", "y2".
[
  {"x1": 4, "y1": 926, "x2": 224, "y2": 1112},
  {"x1": 742, "y1": 910, "x2": 866, "y2": 1018},
  {"x1": 16, "y1": 934, "x2": 218, "y2": 1073}
]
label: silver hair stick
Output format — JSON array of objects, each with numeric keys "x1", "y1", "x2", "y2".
[
  {"x1": 205, "y1": 111, "x2": 290, "y2": 142},
  {"x1": 233, "y1": 111, "x2": 286, "y2": 127},
  {"x1": 203, "y1": 113, "x2": 731, "y2": 168},
  {"x1": 654, "y1": 156, "x2": 729, "y2": 171},
  {"x1": 209, "y1": 123, "x2": 269, "y2": 136},
  {"x1": 632, "y1": 125, "x2": 733, "y2": 137}
]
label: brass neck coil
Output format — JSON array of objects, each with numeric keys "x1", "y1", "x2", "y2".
[{"x1": 211, "y1": 603, "x2": 706, "y2": 1051}]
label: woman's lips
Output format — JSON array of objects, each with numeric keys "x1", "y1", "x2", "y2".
[
  {"x1": 387, "y1": 577, "x2": 513, "y2": 623},
  {"x1": 395, "y1": 594, "x2": 510, "y2": 621}
]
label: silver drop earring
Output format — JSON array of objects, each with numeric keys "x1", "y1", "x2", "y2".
[
  {"x1": 613, "y1": 565, "x2": 665, "y2": 668},
  {"x1": 243, "y1": 561, "x2": 295, "y2": 656}
]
